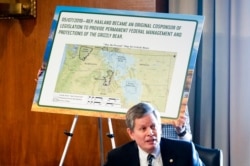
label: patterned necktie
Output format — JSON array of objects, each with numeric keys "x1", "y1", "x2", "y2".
[{"x1": 147, "y1": 154, "x2": 154, "y2": 166}]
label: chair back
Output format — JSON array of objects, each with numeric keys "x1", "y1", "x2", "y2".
[{"x1": 195, "y1": 144, "x2": 223, "y2": 166}]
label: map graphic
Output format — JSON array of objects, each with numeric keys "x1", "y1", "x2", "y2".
[{"x1": 53, "y1": 44, "x2": 176, "y2": 112}]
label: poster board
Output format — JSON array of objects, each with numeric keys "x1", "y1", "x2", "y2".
[{"x1": 31, "y1": 6, "x2": 204, "y2": 123}]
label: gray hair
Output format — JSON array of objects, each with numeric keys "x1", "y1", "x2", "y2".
[{"x1": 125, "y1": 102, "x2": 161, "y2": 130}]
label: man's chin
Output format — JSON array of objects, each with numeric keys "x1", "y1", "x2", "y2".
[{"x1": 146, "y1": 143, "x2": 158, "y2": 151}]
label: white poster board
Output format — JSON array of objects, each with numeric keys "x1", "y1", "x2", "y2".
[{"x1": 32, "y1": 6, "x2": 204, "y2": 123}]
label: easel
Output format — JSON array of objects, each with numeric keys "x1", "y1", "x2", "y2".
[{"x1": 59, "y1": 115, "x2": 116, "y2": 166}]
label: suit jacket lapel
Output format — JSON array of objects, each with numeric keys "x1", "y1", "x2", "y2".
[
  {"x1": 126, "y1": 141, "x2": 140, "y2": 166},
  {"x1": 160, "y1": 138, "x2": 177, "y2": 166}
]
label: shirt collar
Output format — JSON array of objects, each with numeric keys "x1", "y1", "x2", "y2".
[{"x1": 138, "y1": 144, "x2": 161, "y2": 158}]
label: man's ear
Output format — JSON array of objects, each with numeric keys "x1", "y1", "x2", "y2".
[{"x1": 127, "y1": 128, "x2": 134, "y2": 140}]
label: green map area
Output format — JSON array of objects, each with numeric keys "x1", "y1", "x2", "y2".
[{"x1": 55, "y1": 44, "x2": 176, "y2": 112}]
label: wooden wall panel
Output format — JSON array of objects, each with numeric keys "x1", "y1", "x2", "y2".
[{"x1": 0, "y1": 0, "x2": 167, "y2": 165}]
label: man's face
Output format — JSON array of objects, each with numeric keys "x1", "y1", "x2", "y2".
[{"x1": 127, "y1": 113, "x2": 161, "y2": 153}]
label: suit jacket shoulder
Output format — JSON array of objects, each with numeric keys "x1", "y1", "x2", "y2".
[
  {"x1": 160, "y1": 138, "x2": 202, "y2": 166},
  {"x1": 104, "y1": 141, "x2": 140, "y2": 166}
]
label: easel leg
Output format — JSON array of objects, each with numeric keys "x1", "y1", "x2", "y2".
[
  {"x1": 99, "y1": 118, "x2": 116, "y2": 165},
  {"x1": 59, "y1": 115, "x2": 78, "y2": 166},
  {"x1": 58, "y1": 116, "x2": 116, "y2": 166},
  {"x1": 107, "y1": 118, "x2": 116, "y2": 149}
]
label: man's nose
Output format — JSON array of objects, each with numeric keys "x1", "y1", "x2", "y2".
[{"x1": 147, "y1": 128, "x2": 153, "y2": 135}]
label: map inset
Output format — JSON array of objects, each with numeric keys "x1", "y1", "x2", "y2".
[{"x1": 54, "y1": 44, "x2": 176, "y2": 112}]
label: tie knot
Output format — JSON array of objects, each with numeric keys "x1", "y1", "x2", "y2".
[{"x1": 147, "y1": 154, "x2": 154, "y2": 166}]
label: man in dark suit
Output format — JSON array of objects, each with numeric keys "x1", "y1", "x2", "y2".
[{"x1": 104, "y1": 102, "x2": 203, "y2": 166}]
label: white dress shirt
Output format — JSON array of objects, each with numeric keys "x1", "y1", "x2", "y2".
[{"x1": 138, "y1": 145, "x2": 163, "y2": 166}]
